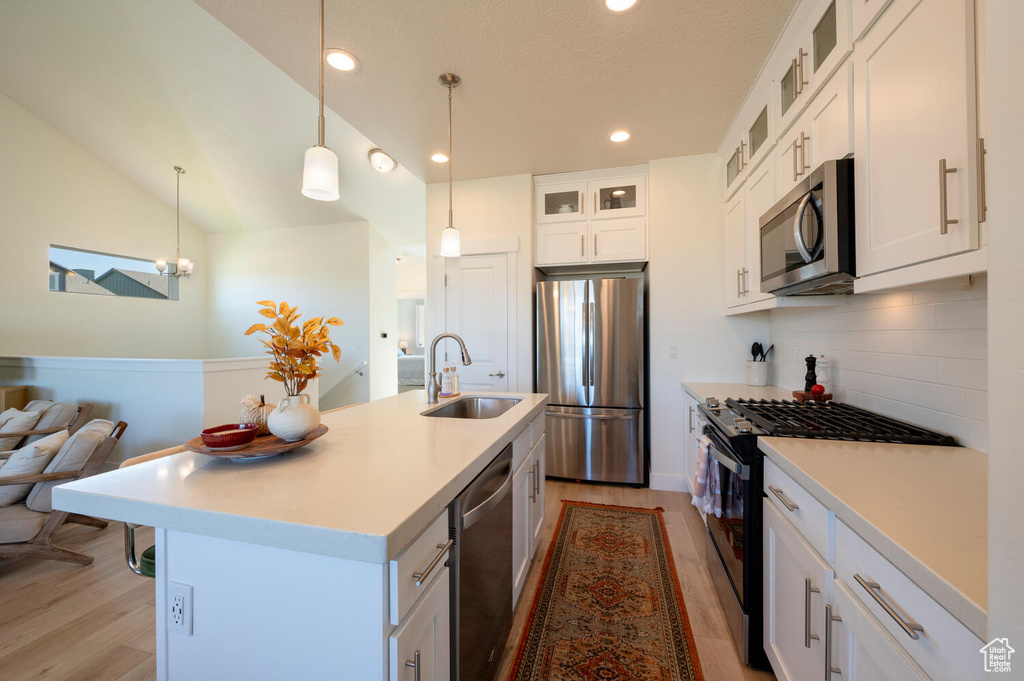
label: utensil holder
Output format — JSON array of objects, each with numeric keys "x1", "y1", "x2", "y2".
[{"x1": 746, "y1": 360, "x2": 769, "y2": 387}]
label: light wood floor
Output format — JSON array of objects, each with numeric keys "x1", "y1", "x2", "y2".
[
  {"x1": 496, "y1": 480, "x2": 776, "y2": 681},
  {"x1": 0, "y1": 483, "x2": 774, "y2": 681}
]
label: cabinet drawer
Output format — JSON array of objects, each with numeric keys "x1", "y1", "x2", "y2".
[
  {"x1": 834, "y1": 521, "x2": 983, "y2": 681},
  {"x1": 389, "y1": 511, "x2": 450, "y2": 626},
  {"x1": 764, "y1": 458, "x2": 832, "y2": 561},
  {"x1": 530, "y1": 412, "x2": 545, "y2": 448},
  {"x1": 390, "y1": 565, "x2": 450, "y2": 681}
]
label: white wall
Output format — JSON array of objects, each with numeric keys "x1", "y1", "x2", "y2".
[
  {"x1": 0, "y1": 92, "x2": 209, "y2": 359},
  {"x1": 397, "y1": 255, "x2": 426, "y2": 298},
  {"x1": 769, "y1": 282, "x2": 988, "y2": 451},
  {"x1": 648, "y1": 155, "x2": 770, "y2": 491},
  {"x1": 368, "y1": 226, "x2": 397, "y2": 400},
  {"x1": 206, "y1": 222, "x2": 372, "y2": 406},
  {"x1": 426, "y1": 175, "x2": 534, "y2": 393},
  {"x1": 985, "y1": 0, "x2": 1024, "y2": 645}
]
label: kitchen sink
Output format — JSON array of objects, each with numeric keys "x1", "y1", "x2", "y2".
[{"x1": 423, "y1": 396, "x2": 521, "y2": 419}]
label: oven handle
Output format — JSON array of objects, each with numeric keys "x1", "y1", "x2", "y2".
[{"x1": 707, "y1": 440, "x2": 749, "y2": 480}]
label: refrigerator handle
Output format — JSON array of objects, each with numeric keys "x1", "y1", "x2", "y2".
[
  {"x1": 582, "y1": 281, "x2": 590, "y2": 393},
  {"x1": 588, "y1": 301, "x2": 595, "y2": 387}
]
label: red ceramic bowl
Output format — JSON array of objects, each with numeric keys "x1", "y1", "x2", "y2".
[{"x1": 201, "y1": 423, "x2": 259, "y2": 451}]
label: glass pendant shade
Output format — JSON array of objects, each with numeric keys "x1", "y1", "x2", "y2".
[
  {"x1": 302, "y1": 145, "x2": 340, "y2": 201},
  {"x1": 440, "y1": 226, "x2": 461, "y2": 258}
]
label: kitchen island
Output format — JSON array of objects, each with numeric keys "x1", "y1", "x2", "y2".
[{"x1": 53, "y1": 390, "x2": 548, "y2": 681}]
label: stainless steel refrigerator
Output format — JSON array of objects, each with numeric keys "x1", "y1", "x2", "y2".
[{"x1": 537, "y1": 277, "x2": 645, "y2": 484}]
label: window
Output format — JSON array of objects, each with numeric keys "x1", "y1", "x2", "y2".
[{"x1": 48, "y1": 245, "x2": 179, "y2": 301}]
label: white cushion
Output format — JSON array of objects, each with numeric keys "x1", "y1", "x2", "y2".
[
  {"x1": 22, "y1": 401, "x2": 79, "y2": 447},
  {"x1": 27, "y1": 419, "x2": 114, "y2": 513},
  {"x1": 0, "y1": 430, "x2": 69, "y2": 507},
  {"x1": 0, "y1": 409, "x2": 42, "y2": 451},
  {"x1": 0, "y1": 503, "x2": 48, "y2": 543}
]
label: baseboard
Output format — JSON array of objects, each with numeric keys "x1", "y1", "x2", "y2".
[{"x1": 650, "y1": 472, "x2": 691, "y2": 493}]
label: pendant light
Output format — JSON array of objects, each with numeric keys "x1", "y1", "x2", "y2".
[
  {"x1": 301, "y1": 0, "x2": 339, "y2": 201},
  {"x1": 156, "y1": 166, "x2": 193, "y2": 278},
  {"x1": 438, "y1": 73, "x2": 461, "y2": 258}
]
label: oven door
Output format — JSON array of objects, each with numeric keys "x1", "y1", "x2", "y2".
[
  {"x1": 760, "y1": 159, "x2": 851, "y2": 295},
  {"x1": 701, "y1": 426, "x2": 756, "y2": 663}
]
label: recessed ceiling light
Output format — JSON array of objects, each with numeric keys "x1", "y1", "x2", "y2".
[
  {"x1": 431, "y1": 153, "x2": 449, "y2": 163},
  {"x1": 368, "y1": 148, "x2": 397, "y2": 173},
  {"x1": 325, "y1": 49, "x2": 360, "y2": 72},
  {"x1": 605, "y1": 0, "x2": 639, "y2": 12},
  {"x1": 609, "y1": 130, "x2": 631, "y2": 142}
]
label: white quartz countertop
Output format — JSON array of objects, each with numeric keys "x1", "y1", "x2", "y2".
[
  {"x1": 53, "y1": 391, "x2": 548, "y2": 564},
  {"x1": 681, "y1": 382, "x2": 794, "y2": 403},
  {"x1": 758, "y1": 436, "x2": 987, "y2": 639}
]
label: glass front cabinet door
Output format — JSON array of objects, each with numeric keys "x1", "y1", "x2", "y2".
[
  {"x1": 590, "y1": 176, "x2": 647, "y2": 219},
  {"x1": 536, "y1": 181, "x2": 588, "y2": 224}
]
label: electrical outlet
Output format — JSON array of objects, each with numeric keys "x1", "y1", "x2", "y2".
[
  {"x1": 168, "y1": 582, "x2": 193, "y2": 636},
  {"x1": 668, "y1": 344, "x2": 678, "y2": 359}
]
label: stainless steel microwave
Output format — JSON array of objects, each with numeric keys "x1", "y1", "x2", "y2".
[{"x1": 759, "y1": 158, "x2": 855, "y2": 296}]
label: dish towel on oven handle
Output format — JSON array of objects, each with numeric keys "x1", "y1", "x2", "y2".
[{"x1": 692, "y1": 435, "x2": 722, "y2": 516}]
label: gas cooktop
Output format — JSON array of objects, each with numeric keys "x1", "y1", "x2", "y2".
[{"x1": 729, "y1": 398, "x2": 958, "y2": 447}]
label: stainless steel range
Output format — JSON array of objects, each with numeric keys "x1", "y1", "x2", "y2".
[{"x1": 697, "y1": 397, "x2": 958, "y2": 669}]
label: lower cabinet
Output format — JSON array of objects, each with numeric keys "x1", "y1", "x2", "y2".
[
  {"x1": 830, "y1": 579, "x2": 930, "y2": 681},
  {"x1": 682, "y1": 392, "x2": 700, "y2": 493},
  {"x1": 530, "y1": 434, "x2": 546, "y2": 555},
  {"x1": 512, "y1": 452, "x2": 532, "y2": 605},
  {"x1": 389, "y1": 566, "x2": 450, "y2": 681},
  {"x1": 763, "y1": 500, "x2": 833, "y2": 681}
]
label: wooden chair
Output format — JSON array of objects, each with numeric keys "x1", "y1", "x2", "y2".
[{"x1": 0, "y1": 421, "x2": 126, "y2": 565}]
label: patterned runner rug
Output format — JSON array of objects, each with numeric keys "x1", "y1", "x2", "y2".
[{"x1": 508, "y1": 501, "x2": 704, "y2": 681}]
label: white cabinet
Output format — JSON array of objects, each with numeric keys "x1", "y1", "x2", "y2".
[
  {"x1": 829, "y1": 579, "x2": 931, "y2": 681},
  {"x1": 724, "y1": 191, "x2": 747, "y2": 308},
  {"x1": 850, "y1": 0, "x2": 896, "y2": 41},
  {"x1": 771, "y1": 0, "x2": 852, "y2": 138},
  {"x1": 764, "y1": 500, "x2": 834, "y2": 681},
  {"x1": 776, "y1": 62, "x2": 853, "y2": 197},
  {"x1": 682, "y1": 392, "x2": 700, "y2": 493},
  {"x1": 535, "y1": 168, "x2": 648, "y2": 267},
  {"x1": 743, "y1": 158, "x2": 776, "y2": 304},
  {"x1": 592, "y1": 217, "x2": 647, "y2": 263},
  {"x1": 536, "y1": 181, "x2": 588, "y2": 224},
  {"x1": 536, "y1": 222, "x2": 588, "y2": 265},
  {"x1": 723, "y1": 80, "x2": 775, "y2": 199},
  {"x1": 389, "y1": 566, "x2": 450, "y2": 681},
  {"x1": 853, "y1": 0, "x2": 980, "y2": 276},
  {"x1": 530, "y1": 434, "x2": 546, "y2": 555}
]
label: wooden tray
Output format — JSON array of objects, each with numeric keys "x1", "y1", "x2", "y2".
[{"x1": 184, "y1": 424, "x2": 329, "y2": 461}]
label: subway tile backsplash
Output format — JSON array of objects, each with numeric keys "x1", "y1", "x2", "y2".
[{"x1": 769, "y1": 277, "x2": 988, "y2": 451}]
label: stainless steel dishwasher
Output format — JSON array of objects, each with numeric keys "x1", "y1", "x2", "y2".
[{"x1": 449, "y1": 443, "x2": 514, "y2": 681}]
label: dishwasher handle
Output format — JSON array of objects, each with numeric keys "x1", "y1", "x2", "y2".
[{"x1": 461, "y1": 459, "x2": 513, "y2": 531}]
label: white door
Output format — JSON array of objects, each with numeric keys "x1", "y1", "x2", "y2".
[
  {"x1": 529, "y1": 434, "x2": 546, "y2": 556},
  {"x1": 536, "y1": 181, "x2": 588, "y2": 224},
  {"x1": 829, "y1": 580, "x2": 931, "y2": 681},
  {"x1": 592, "y1": 217, "x2": 647, "y2": 263},
  {"x1": 744, "y1": 159, "x2": 776, "y2": 303},
  {"x1": 444, "y1": 254, "x2": 510, "y2": 391},
  {"x1": 853, "y1": 0, "x2": 979, "y2": 276},
  {"x1": 764, "y1": 500, "x2": 833, "y2": 681},
  {"x1": 590, "y1": 176, "x2": 647, "y2": 219},
  {"x1": 511, "y1": 454, "x2": 532, "y2": 605},
  {"x1": 536, "y1": 222, "x2": 588, "y2": 266},
  {"x1": 724, "y1": 192, "x2": 747, "y2": 308}
]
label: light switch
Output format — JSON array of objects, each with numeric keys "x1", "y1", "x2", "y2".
[{"x1": 668, "y1": 344, "x2": 678, "y2": 359}]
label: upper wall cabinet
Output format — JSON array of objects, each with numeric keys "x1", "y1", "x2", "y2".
[
  {"x1": 535, "y1": 167, "x2": 648, "y2": 267},
  {"x1": 850, "y1": 0, "x2": 896, "y2": 41},
  {"x1": 776, "y1": 62, "x2": 853, "y2": 197},
  {"x1": 536, "y1": 181, "x2": 588, "y2": 224},
  {"x1": 723, "y1": 80, "x2": 775, "y2": 200},
  {"x1": 770, "y1": 0, "x2": 852, "y2": 139},
  {"x1": 853, "y1": 0, "x2": 980, "y2": 276}
]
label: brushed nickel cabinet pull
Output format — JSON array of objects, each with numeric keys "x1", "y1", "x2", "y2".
[
  {"x1": 405, "y1": 650, "x2": 421, "y2": 681},
  {"x1": 580, "y1": 191, "x2": 585, "y2": 216},
  {"x1": 740, "y1": 140, "x2": 747, "y2": 171},
  {"x1": 791, "y1": 57, "x2": 799, "y2": 103},
  {"x1": 533, "y1": 460, "x2": 540, "y2": 497},
  {"x1": 736, "y1": 269, "x2": 743, "y2": 298},
  {"x1": 797, "y1": 48, "x2": 809, "y2": 95},
  {"x1": 528, "y1": 467, "x2": 535, "y2": 502},
  {"x1": 806, "y1": 578, "x2": 821, "y2": 647},
  {"x1": 793, "y1": 138, "x2": 800, "y2": 182},
  {"x1": 768, "y1": 485, "x2": 799, "y2": 512},
  {"x1": 580, "y1": 234, "x2": 585, "y2": 257},
  {"x1": 939, "y1": 158, "x2": 959, "y2": 234},
  {"x1": 854, "y1": 573, "x2": 924, "y2": 640},
  {"x1": 825, "y1": 605, "x2": 842, "y2": 679},
  {"x1": 799, "y1": 131, "x2": 811, "y2": 175},
  {"x1": 688, "y1": 406, "x2": 695, "y2": 434},
  {"x1": 412, "y1": 539, "x2": 453, "y2": 587},
  {"x1": 977, "y1": 138, "x2": 987, "y2": 223},
  {"x1": 594, "y1": 234, "x2": 598, "y2": 257}
]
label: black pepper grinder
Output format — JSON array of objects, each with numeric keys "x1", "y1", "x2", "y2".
[{"x1": 804, "y1": 355, "x2": 818, "y2": 392}]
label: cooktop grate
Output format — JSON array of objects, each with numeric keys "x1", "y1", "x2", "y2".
[{"x1": 728, "y1": 399, "x2": 958, "y2": 446}]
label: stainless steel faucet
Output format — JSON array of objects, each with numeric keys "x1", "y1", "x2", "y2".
[{"x1": 428, "y1": 332, "x2": 472, "y2": 403}]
